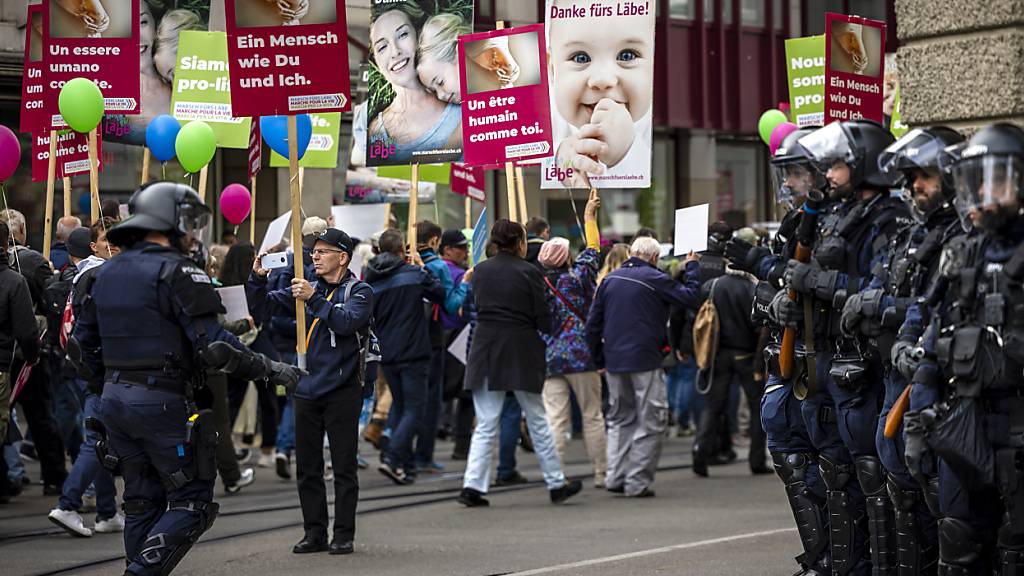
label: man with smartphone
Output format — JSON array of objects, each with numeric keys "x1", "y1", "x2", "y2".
[{"x1": 250, "y1": 228, "x2": 373, "y2": 556}]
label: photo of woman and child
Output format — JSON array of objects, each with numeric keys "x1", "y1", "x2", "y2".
[
  {"x1": 364, "y1": 0, "x2": 475, "y2": 166},
  {"x1": 542, "y1": 0, "x2": 655, "y2": 189}
]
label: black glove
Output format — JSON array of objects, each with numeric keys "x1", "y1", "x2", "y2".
[
  {"x1": 891, "y1": 340, "x2": 920, "y2": 382},
  {"x1": 769, "y1": 289, "x2": 803, "y2": 327},
  {"x1": 725, "y1": 238, "x2": 770, "y2": 275},
  {"x1": 268, "y1": 360, "x2": 305, "y2": 393},
  {"x1": 841, "y1": 293, "x2": 864, "y2": 337},
  {"x1": 784, "y1": 260, "x2": 819, "y2": 295}
]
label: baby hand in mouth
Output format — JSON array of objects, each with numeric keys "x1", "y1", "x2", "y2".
[{"x1": 581, "y1": 99, "x2": 634, "y2": 168}]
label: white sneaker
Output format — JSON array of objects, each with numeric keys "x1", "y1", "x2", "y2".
[
  {"x1": 93, "y1": 513, "x2": 125, "y2": 533},
  {"x1": 257, "y1": 453, "x2": 275, "y2": 468},
  {"x1": 48, "y1": 508, "x2": 92, "y2": 538},
  {"x1": 226, "y1": 468, "x2": 256, "y2": 494}
]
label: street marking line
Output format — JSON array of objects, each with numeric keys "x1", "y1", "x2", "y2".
[{"x1": 506, "y1": 527, "x2": 798, "y2": 575}]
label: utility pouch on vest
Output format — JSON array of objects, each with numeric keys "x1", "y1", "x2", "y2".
[
  {"x1": 926, "y1": 397, "x2": 996, "y2": 491},
  {"x1": 816, "y1": 237, "x2": 847, "y2": 270},
  {"x1": 829, "y1": 353, "x2": 868, "y2": 390},
  {"x1": 985, "y1": 293, "x2": 1007, "y2": 327},
  {"x1": 951, "y1": 326, "x2": 985, "y2": 385}
]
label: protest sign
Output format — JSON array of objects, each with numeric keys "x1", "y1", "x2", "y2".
[
  {"x1": 451, "y1": 163, "x2": 485, "y2": 202},
  {"x1": 21, "y1": 5, "x2": 46, "y2": 133},
  {"x1": 673, "y1": 204, "x2": 709, "y2": 256},
  {"x1": 260, "y1": 210, "x2": 291, "y2": 254},
  {"x1": 330, "y1": 204, "x2": 389, "y2": 243},
  {"x1": 172, "y1": 31, "x2": 250, "y2": 148},
  {"x1": 224, "y1": 0, "x2": 350, "y2": 117},
  {"x1": 270, "y1": 113, "x2": 341, "y2": 168},
  {"x1": 216, "y1": 285, "x2": 249, "y2": 323},
  {"x1": 785, "y1": 36, "x2": 825, "y2": 128},
  {"x1": 377, "y1": 164, "x2": 451, "y2": 184},
  {"x1": 44, "y1": 0, "x2": 141, "y2": 127},
  {"x1": 883, "y1": 53, "x2": 907, "y2": 137},
  {"x1": 471, "y1": 207, "x2": 488, "y2": 266},
  {"x1": 458, "y1": 24, "x2": 552, "y2": 166},
  {"x1": 448, "y1": 325, "x2": 470, "y2": 366},
  {"x1": 365, "y1": 0, "x2": 473, "y2": 166},
  {"x1": 824, "y1": 13, "x2": 886, "y2": 124},
  {"x1": 32, "y1": 131, "x2": 102, "y2": 183},
  {"x1": 542, "y1": 0, "x2": 655, "y2": 189}
]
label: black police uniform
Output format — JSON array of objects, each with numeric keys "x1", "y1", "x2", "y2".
[{"x1": 71, "y1": 182, "x2": 300, "y2": 576}]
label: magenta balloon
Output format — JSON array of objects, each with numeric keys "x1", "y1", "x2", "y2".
[
  {"x1": 769, "y1": 122, "x2": 799, "y2": 157},
  {"x1": 219, "y1": 183, "x2": 252, "y2": 225},
  {"x1": 0, "y1": 125, "x2": 22, "y2": 182}
]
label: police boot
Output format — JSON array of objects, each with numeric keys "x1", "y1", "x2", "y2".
[
  {"x1": 772, "y1": 452, "x2": 831, "y2": 574},
  {"x1": 855, "y1": 456, "x2": 897, "y2": 575},
  {"x1": 134, "y1": 500, "x2": 219, "y2": 576},
  {"x1": 887, "y1": 475, "x2": 937, "y2": 575},
  {"x1": 937, "y1": 517, "x2": 988, "y2": 576},
  {"x1": 820, "y1": 454, "x2": 870, "y2": 576}
]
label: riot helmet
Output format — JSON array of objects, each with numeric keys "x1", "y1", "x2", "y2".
[
  {"x1": 951, "y1": 123, "x2": 1024, "y2": 233},
  {"x1": 107, "y1": 181, "x2": 211, "y2": 250},
  {"x1": 878, "y1": 126, "x2": 965, "y2": 222},
  {"x1": 771, "y1": 127, "x2": 826, "y2": 210},
  {"x1": 797, "y1": 120, "x2": 897, "y2": 199}
]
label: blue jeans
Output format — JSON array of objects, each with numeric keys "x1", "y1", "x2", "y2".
[
  {"x1": 497, "y1": 395, "x2": 522, "y2": 480},
  {"x1": 414, "y1": 349, "x2": 444, "y2": 468},
  {"x1": 275, "y1": 396, "x2": 295, "y2": 455},
  {"x1": 53, "y1": 376, "x2": 85, "y2": 461},
  {"x1": 58, "y1": 391, "x2": 118, "y2": 519},
  {"x1": 668, "y1": 358, "x2": 701, "y2": 426},
  {"x1": 382, "y1": 361, "x2": 430, "y2": 473}
]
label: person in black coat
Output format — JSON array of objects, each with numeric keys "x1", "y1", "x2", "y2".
[{"x1": 458, "y1": 220, "x2": 582, "y2": 508}]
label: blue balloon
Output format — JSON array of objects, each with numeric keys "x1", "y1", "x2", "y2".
[
  {"x1": 146, "y1": 115, "x2": 181, "y2": 162},
  {"x1": 260, "y1": 114, "x2": 312, "y2": 161}
]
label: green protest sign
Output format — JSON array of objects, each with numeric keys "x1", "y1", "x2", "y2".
[
  {"x1": 377, "y1": 164, "x2": 451, "y2": 185},
  {"x1": 270, "y1": 113, "x2": 342, "y2": 169},
  {"x1": 171, "y1": 31, "x2": 250, "y2": 149},
  {"x1": 890, "y1": 87, "x2": 908, "y2": 138},
  {"x1": 785, "y1": 35, "x2": 825, "y2": 128}
]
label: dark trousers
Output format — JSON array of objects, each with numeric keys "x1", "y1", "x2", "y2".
[
  {"x1": 11, "y1": 358, "x2": 67, "y2": 486},
  {"x1": 695, "y1": 351, "x2": 766, "y2": 470},
  {"x1": 414, "y1": 349, "x2": 445, "y2": 467},
  {"x1": 227, "y1": 376, "x2": 279, "y2": 449},
  {"x1": 196, "y1": 372, "x2": 242, "y2": 486},
  {"x1": 294, "y1": 383, "x2": 362, "y2": 542},
  {"x1": 382, "y1": 361, "x2": 429, "y2": 473}
]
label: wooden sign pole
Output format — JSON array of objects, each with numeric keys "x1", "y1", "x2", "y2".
[
  {"x1": 42, "y1": 130, "x2": 57, "y2": 260},
  {"x1": 287, "y1": 115, "x2": 307, "y2": 370},
  {"x1": 88, "y1": 128, "x2": 100, "y2": 222},
  {"x1": 504, "y1": 165, "x2": 518, "y2": 223},
  {"x1": 197, "y1": 165, "x2": 209, "y2": 204},
  {"x1": 407, "y1": 165, "x2": 419, "y2": 256},
  {"x1": 465, "y1": 196, "x2": 472, "y2": 230},
  {"x1": 515, "y1": 165, "x2": 528, "y2": 222},
  {"x1": 62, "y1": 177, "x2": 71, "y2": 218},
  {"x1": 384, "y1": 202, "x2": 392, "y2": 230},
  {"x1": 141, "y1": 147, "x2": 151, "y2": 185},
  {"x1": 249, "y1": 178, "x2": 257, "y2": 245}
]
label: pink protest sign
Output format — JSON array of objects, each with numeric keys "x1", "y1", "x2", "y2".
[
  {"x1": 21, "y1": 5, "x2": 46, "y2": 133},
  {"x1": 43, "y1": 0, "x2": 141, "y2": 127},
  {"x1": 32, "y1": 130, "x2": 102, "y2": 182},
  {"x1": 459, "y1": 24, "x2": 552, "y2": 166},
  {"x1": 824, "y1": 13, "x2": 886, "y2": 124},
  {"x1": 451, "y1": 163, "x2": 485, "y2": 202},
  {"x1": 224, "y1": 0, "x2": 350, "y2": 117}
]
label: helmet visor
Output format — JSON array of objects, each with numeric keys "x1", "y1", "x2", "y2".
[
  {"x1": 878, "y1": 128, "x2": 947, "y2": 187},
  {"x1": 797, "y1": 122, "x2": 856, "y2": 173},
  {"x1": 178, "y1": 200, "x2": 212, "y2": 237},
  {"x1": 953, "y1": 154, "x2": 1024, "y2": 216},
  {"x1": 770, "y1": 161, "x2": 822, "y2": 209}
]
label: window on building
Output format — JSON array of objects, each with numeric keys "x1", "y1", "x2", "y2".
[
  {"x1": 848, "y1": 0, "x2": 886, "y2": 21},
  {"x1": 670, "y1": 0, "x2": 695, "y2": 19},
  {"x1": 773, "y1": 0, "x2": 783, "y2": 30},
  {"x1": 741, "y1": 0, "x2": 764, "y2": 26},
  {"x1": 704, "y1": 0, "x2": 734, "y2": 24}
]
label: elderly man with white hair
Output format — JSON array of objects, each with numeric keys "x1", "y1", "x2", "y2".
[
  {"x1": 585, "y1": 237, "x2": 701, "y2": 498},
  {"x1": 50, "y1": 215, "x2": 83, "y2": 269}
]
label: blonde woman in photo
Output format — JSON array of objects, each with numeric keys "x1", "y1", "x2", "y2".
[
  {"x1": 132, "y1": 1, "x2": 170, "y2": 132},
  {"x1": 416, "y1": 13, "x2": 471, "y2": 105},
  {"x1": 152, "y1": 9, "x2": 203, "y2": 85}
]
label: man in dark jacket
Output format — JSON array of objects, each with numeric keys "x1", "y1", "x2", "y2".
[
  {"x1": 250, "y1": 227, "x2": 373, "y2": 556},
  {"x1": 586, "y1": 237, "x2": 700, "y2": 497},
  {"x1": 0, "y1": 220, "x2": 40, "y2": 502},
  {"x1": 525, "y1": 217, "x2": 550, "y2": 266},
  {"x1": 692, "y1": 239, "x2": 769, "y2": 478},
  {"x1": 368, "y1": 229, "x2": 445, "y2": 485}
]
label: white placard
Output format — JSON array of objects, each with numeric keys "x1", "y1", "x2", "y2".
[
  {"x1": 447, "y1": 325, "x2": 471, "y2": 366},
  {"x1": 330, "y1": 205, "x2": 389, "y2": 244},
  {"x1": 673, "y1": 204, "x2": 710, "y2": 256},
  {"x1": 216, "y1": 285, "x2": 249, "y2": 324},
  {"x1": 260, "y1": 211, "x2": 291, "y2": 254}
]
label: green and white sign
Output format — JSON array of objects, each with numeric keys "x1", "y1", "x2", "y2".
[
  {"x1": 171, "y1": 31, "x2": 250, "y2": 149},
  {"x1": 890, "y1": 87, "x2": 908, "y2": 138},
  {"x1": 377, "y1": 163, "x2": 451, "y2": 185},
  {"x1": 270, "y1": 113, "x2": 342, "y2": 169},
  {"x1": 785, "y1": 35, "x2": 826, "y2": 128}
]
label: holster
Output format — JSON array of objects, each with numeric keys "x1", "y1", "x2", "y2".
[
  {"x1": 194, "y1": 409, "x2": 217, "y2": 482},
  {"x1": 829, "y1": 352, "x2": 869, "y2": 390},
  {"x1": 85, "y1": 417, "x2": 121, "y2": 475}
]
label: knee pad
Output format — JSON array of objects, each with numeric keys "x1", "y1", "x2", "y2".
[
  {"x1": 819, "y1": 453, "x2": 854, "y2": 492},
  {"x1": 922, "y1": 476, "x2": 942, "y2": 519},
  {"x1": 137, "y1": 501, "x2": 219, "y2": 576},
  {"x1": 772, "y1": 452, "x2": 830, "y2": 570},
  {"x1": 854, "y1": 455, "x2": 887, "y2": 498},
  {"x1": 938, "y1": 518, "x2": 984, "y2": 567}
]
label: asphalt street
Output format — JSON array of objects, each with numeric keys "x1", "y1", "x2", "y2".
[{"x1": 1, "y1": 434, "x2": 797, "y2": 576}]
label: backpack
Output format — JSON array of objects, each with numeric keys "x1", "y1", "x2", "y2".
[
  {"x1": 343, "y1": 278, "x2": 380, "y2": 398},
  {"x1": 44, "y1": 265, "x2": 75, "y2": 346},
  {"x1": 692, "y1": 278, "x2": 721, "y2": 376}
]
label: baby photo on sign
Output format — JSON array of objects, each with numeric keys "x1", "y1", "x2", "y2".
[
  {"x1": 232, "y1": 0, "x2": 336, "y2": 28},
  {"x1": 464, "y1": 30, "x2": 541, "y2": 96},
  {"x1": 543, "y1": 0, "x2": 655, "y2": 189},
  {"x1": 830, "y1": 20, "x2": 881, "y2": 77},
  {"x1": 50, "y1": 0, "x2": 132, "y2": 38},
  {"x1": 366, "y1": 0, "x2": 473, "y2": 166}
]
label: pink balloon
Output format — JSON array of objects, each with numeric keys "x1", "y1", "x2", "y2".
[
  {"x1": 219, "y1": 183, "x2": 251, "y2": 225},
  {"x1": 0, "y1": 125, "x2": 22, "y2": 182},
  {"x1": 769, "y1": 122, "x2": 799, "y2": 157}
]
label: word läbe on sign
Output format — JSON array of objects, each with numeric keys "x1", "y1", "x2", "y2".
[{"x1": 224, "y1": 0, "x2": 351, "y2": 117}]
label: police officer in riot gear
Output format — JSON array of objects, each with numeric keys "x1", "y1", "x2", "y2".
[
  {"x1": 784, "y1": 120, "x2": 909, "y2": 575},
  {"x1": 726, "y1": 127, "x2": 832, "y2": 576},
  {"x1": 839, "y1": 126, "x2": 966, "y2": 575},
  {"x1": 71, "y1": 182, "x2": 303, "y2": 576},
  {"x1": 921, "y1": 123, "x2": 1024, "y2": 575}
]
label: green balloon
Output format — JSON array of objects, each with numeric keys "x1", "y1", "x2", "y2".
[
  {"x1": 758, "y1": 109, "x2": 789, "y2": 145},
  {"x1": 58, "y1": 78, "x2": 104, "y2": 133},
  {"x1": 175, "y1": 121, "x2": 217, "y2": 173}
]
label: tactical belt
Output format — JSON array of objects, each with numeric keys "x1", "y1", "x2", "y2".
[{"x1": 106, "y1": 370, "x2": 187, "y2": 395}]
